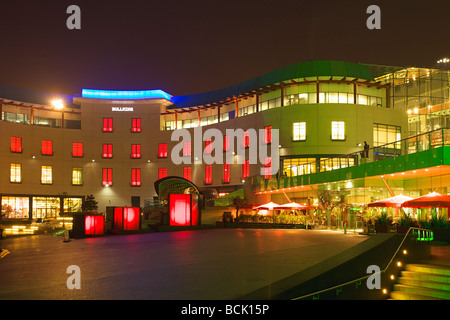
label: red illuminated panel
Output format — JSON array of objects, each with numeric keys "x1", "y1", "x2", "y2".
[
  {"x1": 242, "y1": 160, "x2": 250, "y2": 179},
  {"x1": 205, "y1": 165, "x2": 212, "y2": 184},
  {"x1": 183, "y1": 167, "x2": 191, "y2": 181},
  {"x1": 103, "y1": 117, "x2": 113, "y2": 132},
  {"x1": 11, "y1": 137, "x2": 22, "y2": 153},
  {"x1": 72, "y1": 142, "x2": 83, "y2": 157},
  {"x1": 123, "y1": 207, "x2": 140, "y2": 230},
  {"x1": 264, "y1": 157, "x2": 272, "y2": 179},
  {"x1": 223, "y1": 163, "x2": 230, "y2": 183},
  {"x1": 131, "y1": 144, "x2": 141, "y2": 158},
  {"x1": 191, "y1": 194, "x2": 199, "y2": 226},
  {"x1": 158, "y1": 143, "x2": 168, "y2": 158},
  {"x1": 102, "y1": 144, "x2": 113, "y2": 158},
  {"x1": 264, "y1": 126, "x2": 272, "y2": 144},
  {"x1": 183, "y1": 141, "x2": 191, "y2": 156},
  {"x1": 131, "y1": 118, "x2": 141, "y2": 132},
  {"x1": 102, "y1": 168, "x2": 113, "y2": 186},
  {"x1": 114, "y1": 207, "x2": 123, "y2": 229},
  {"x1": 85, "y1": 215, "x2": 104, "y2": 235},
  {"x1": 131, "y1": 168, "x2": 141, "y2": 186},
  {"x1": 158, "y1": 168, "x2": 167, "y2": 179},
  {"x1": 169, "y1": 194, "x2": 191, "y2": 226},
  {"x1": 42, "y1": 140, "x2": 53, "y2": 155},
  {"x1": 243, "y1": 131, "x2": 249, "y2": 148},
  {"x1": 223, "y1": 135, "x2": 230, "y2": 151},
  {"x1": 205, "y1": 139, "x2": 212, "y2": 154}
]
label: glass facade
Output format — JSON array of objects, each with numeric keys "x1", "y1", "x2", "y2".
[{"x1": 376, "y1": 67, "x2": 450, "y2": 136}]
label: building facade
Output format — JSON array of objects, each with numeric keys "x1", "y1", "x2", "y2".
[{"x1": 1, "y1": 60, "x2": 448, "y2": 221}]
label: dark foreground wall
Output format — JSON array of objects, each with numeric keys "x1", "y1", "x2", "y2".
[{"x1": 238, "y1": 233, "x2": 431, "y2": 300}]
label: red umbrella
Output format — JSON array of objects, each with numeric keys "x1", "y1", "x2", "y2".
[
  {"x1": 368, "y1": 194, "x2": 414, "y2": 208},
  {"x1": 401, "y1": 192, "x2": 450, "y2": 208}
]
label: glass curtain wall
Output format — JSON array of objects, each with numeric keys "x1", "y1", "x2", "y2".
[{"x1": 377, "y1": 68, "x2": 450, "y2": 136}]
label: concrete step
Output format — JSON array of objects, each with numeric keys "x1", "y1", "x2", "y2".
[
  {"x1": 405, "y1": 264, "x2": 450, "y2": 277},
  {"x1": 390, "y1": 290, "x2": 445, "y2": 300},
  {"x1": 398, "y1": 277, "x2": 450, "y2": 292},
  {"x1": 392, "y1": 284, "x2": 450, "y2": 300},
  {"x1": 401, "y1": 270, "x2": 450, "y2": 284}
]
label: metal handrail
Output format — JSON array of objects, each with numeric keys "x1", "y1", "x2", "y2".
[{"x1": 291, "y1": 227, "x2": 433, "y2": 300}]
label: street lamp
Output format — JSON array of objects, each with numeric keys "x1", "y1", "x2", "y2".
[
  {"x1": 51, "y1": 99, "x2": 64, "y2": 109},
  {"x1": 51, "y1": 99, "x2": 65, "y2": 128}
]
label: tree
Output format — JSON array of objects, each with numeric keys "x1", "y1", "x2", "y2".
[
  {"x1": 232, "y1": 196, "x2": 247, "y2": 222},
  {"x1": 83, "y1": 195, "x2": 98, "y2": 213}
]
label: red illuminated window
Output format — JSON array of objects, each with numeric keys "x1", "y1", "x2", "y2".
[
  {"x1": 72, "y1": 142, "x2": 83, "y2": 157},
  {"x1": 131, "y1": 168, "x2": 141, "y2": 186},
  {"x1": 264, "y1": 126, "x2": 272, "y2": 144},
  {"x1": 158, "y1": 168, "x2": 167, "y2": 179},
  {"x1": 183, "y1": 141, "x2": 191, "y2": 156},
  {"x1": 11, "y1": 137, "x2": 22, "y2": 153},
  {"x1": 183, "y1": 167, "x2": 191, "y2": 181},
  {"x1": 131, "y1": 118, "x2": 141, "y2": 132},
  {"x1": 42, "y1": 140, "x2": 53, "y2": 155},
  {"x1": 223, "y1": 163, "x2": 230, "y2": 183},
  {"x1": 102, "y1": 168, "x2": 113, "y2": 186},
  {"x1": 243, "y1": 131, "x2": 250, "y2": 148},
  {"x1": 103, "y1": 118, "x2": 113, "y2": 132},
  {"x1": 224, "y1": 135, "x2": 230, "y2": 152},
  {"x1": 264, "y1": 157, "x2": 272, "y2": 179},
  {"x1": 131, "y1": 144, "x2": 141, "y2": 158},
  {"x1": 102, "y1": 144, "x2": 113, "y2": 158},
  {"x1": 242, "y1": 160, "x2": 250, "y2": 179},
  {"x1": 158, "y1": 143, "x2": 168, "y2": 158},
  {"x1": 205, "y1": 165, "x2": 212, "y2": 184},
  {"x1": 205, "y1": 139, "x2": 212, "y2": 154}
]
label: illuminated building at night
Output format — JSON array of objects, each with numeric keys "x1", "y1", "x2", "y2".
[{"x1": 0, "y1": 60, "x2": 449, "y2": 224}]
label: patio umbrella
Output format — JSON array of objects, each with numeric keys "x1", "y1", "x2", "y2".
[
  {"x1": 255, "y1": 202, "x2": 281, "y2": 210},
  {"x1": 401, "y1": 192, "x2": 450, "y2": 208},
  {"x1": 276, "y1": 202, "x2": 311, "y2": 210},
  {"x1": 368, "y1": 194, "x2": 414, "y2": 208}
]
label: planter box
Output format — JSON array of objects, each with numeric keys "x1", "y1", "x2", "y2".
[{"x1": 375, "y1": 225, "x2": 396, "y2": 233}]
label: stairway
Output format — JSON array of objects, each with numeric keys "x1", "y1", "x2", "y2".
[{"x1": 390, "y1": 264, "x2": 450, "y2": 300}]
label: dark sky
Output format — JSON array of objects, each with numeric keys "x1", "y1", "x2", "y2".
[{"x1": 0, "y1": 0, "x2": 449, "y2": 97}]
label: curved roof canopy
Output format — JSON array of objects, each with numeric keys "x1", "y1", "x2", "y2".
[
  {"x1": 170, "y1": 60, "x2": 375, "y2": 109},
  {"x1": 155, "y1": 176, "x2": 202, "y2": 201}
]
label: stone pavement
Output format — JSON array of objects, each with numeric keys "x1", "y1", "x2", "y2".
[{"x1": 0, "y1": 228, "x2": 368, "y2": 300}]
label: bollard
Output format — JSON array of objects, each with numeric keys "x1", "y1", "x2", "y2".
[
  {"x1": 63, "y1": 229, "x2": 71, "y2": 242},
  {"x1": 344, "y1": 223, "x2": 347, "y2": 234}
]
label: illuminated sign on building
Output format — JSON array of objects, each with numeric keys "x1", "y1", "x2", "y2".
[{"x1": 112, "y1": 107, "x2": 134, "y2": 112}]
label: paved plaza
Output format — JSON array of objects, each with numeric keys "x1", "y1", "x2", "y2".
[{"x1": 0, "y1": 229, "x2": 368, "y2": 300}]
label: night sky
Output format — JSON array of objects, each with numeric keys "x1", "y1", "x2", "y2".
[{"x1": 0, "y1": 0, "x2": 449, "y2": 97}]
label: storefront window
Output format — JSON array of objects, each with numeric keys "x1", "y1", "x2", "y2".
[
  {"x1": 63, "y1": 198, "x2": 82, "y2": 213},
  {"x1": 1, "y1": 196, "x2": 29, "y2": 219},
  {"x1": 282, "y1": 158, "x2": 316, "y2": 177},
  {"x1": 33, "y1": 197, "x2": 60, "y2": 219}
]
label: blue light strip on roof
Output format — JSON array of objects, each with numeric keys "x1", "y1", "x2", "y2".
[{"x1": 81, "y1": 89, "x2": 172, "y2": 100}]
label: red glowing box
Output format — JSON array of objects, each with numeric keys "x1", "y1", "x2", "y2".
[
  {"x1": 113, "y1": 207, "x2": 140, "y2": 230},
  {"x1": 85, "y1": 215, "x2": 105, "y2": 235},
  {"x1": 169, "y1": 194, "x2": 200, "y2": 226}
]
